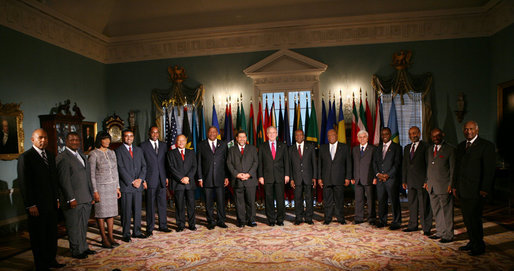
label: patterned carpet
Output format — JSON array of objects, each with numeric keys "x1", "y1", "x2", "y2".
[{"x1": 1, "y1": 205, "x2": 514, "y2": 270}]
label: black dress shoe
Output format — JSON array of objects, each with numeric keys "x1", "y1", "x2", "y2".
[
  {"x1": 294, "y1": 221, "x2": 302, "y2": 225},
  {"x1": 468, "y1": 249, "x2": 485, "y2": 256},
  {"x1": 158, "y1": 228, "x2": 172, "y2": 233},
  {"x1": 368, "y1": 221, "x2": 376, "y2": 226},
  {"x1": 189, "y1": 225, "x2": 197, "y2": 231},
  {"x1": 339, "y1": 221, "x2": 347, "y2": 225},
  {"x1": 176, "y1": 227, "x2": 184, "y2": 232},
  {"x1": 276, "y1": 222, "x2": 284, "y2": 226},
  {"x1": 429, "y1": 235, "x2": 441, "y2": 240},
  {"x1": 375, "y1": 222, "x2": 385, "y2": 228},
  {"x1": 146, "y1": 231, "x2": 153, "y2": 237},
  {"x1": 389, "y1": 224, "x2": 401, "y2": 230},
  {"x1": 49, "y1": 262, "x2": 65, "y2": 268},
  {"x1": 323, "y1": 221, "x2": 331, "y2": 225},
  {"x1": 439, "y1": 238, "x2": 453, "y2": 243},
  {"x1": 403, "y1": 228, "x2": 418, "y2": 232},
  {"x1": 459, "y1": 243, "x2": 472, "y2": 251},
  {"x1": 217, "y1": 223, "x2": 228, "y2": 228},
  {"x1": 72, "y1": 253, "x2": 88, "y2": 259},
  {"x1": 247, "y1": 222, "x2": 257, "y2": 227},
  {"x1": 101, "y1": 243, "x2": 113, "y2": 249},
  {"x1": 353, "y1": 220, "x2": 364, "y2": 225},
  {"x1": 423, "y1": 231, "x2": 431, "y2": 236},
  {"x1": 121, "y1": 236, "x2": 131, "y2": 242},
  {"x1": 84, "y1": 249, "x2": 97, "y2": 255},
  {"x1": 269, "y1": 222, "x2": 275, "y2": 227},
  {"x1": 207, "y1": 224, "x2": 215, "y2": 230},
  {"x1": 305, "y1": 220, "x2": 314, "y2": 225},
  {"x1": 133, "y1": 234, "x2": 147, "y2": 239}
]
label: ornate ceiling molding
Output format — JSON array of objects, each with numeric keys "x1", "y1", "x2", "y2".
[{"x1": 1, "y1": 0, "x2": 513, "y2": 64}]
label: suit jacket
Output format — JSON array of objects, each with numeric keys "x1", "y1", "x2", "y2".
[
  {"x1": 17, "y1": 147, "x2": 59, "y2": 213},
  {"x1": 197, "y1": 139, "x2": 228, "y2": 187},
  {"x1": 402, "y1": 140, "x2": 428, "y2": 188},
  {"x1": 373, "y1": 141, "x2": 402, "y2": 181},
  {"x1": 454, "y1": 137, "x2": 495, "y2": 198},
  {"x1": 140, "y1": 140, "x2": 167, "y2": 188},
  {"x1": 426, "y1": 142, "x2": 455, "y2": 194},
  {"x1": 318, "y1": 142, "x2": 352, "y2": 186},
  {"x1": 115, "y1": 145, "x2": 147, "y2": 193},
  {"x1": 352, "y1": 144, "x2": 376, "y2": 185},
  {"x1": 56, "y1": 149, "x2": 94, "y2": 206},
  {"x1": 258, "y1": 141, "x2": 290, "y2": 183},
  {"x1": 167, "y1": 148, "x2": 197, "y2": 191},
  {"x1": 226, "y1": 144, "x2": 259, "y2": 188},
  {"x1": 289, "y1": 142, "x2": 317, "y2": 185}
]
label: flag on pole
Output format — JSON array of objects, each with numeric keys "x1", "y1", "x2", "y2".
[
  {"x1": 270, "y1": 102, "x2": 276, "y2": 128},
  {"x1": 278, "y1": 102, "x2": 284, "y2": 142},
  {"x1": 326, "y1": 99, "x2": 336, "y2": 137},
  {"x1": 236, "y1": 101, "x2": 241, "y2": 131},
  {"x1": 293, "y1": 98, "x2": 299, "y2": 132},
  {"x1": 337, "y1": 96, "x2": 347, "y2": 143},
  {"x1": 199, "y1": 103, "x2": 207, "y2": 141},
  {"x1": 320, "y1": 98, "x2": 328, "y2": 145},
  {"x1": 227, "y1": 103, "x2": 234, "y2": 142},
  {"x1": 240, "y1": 100, "x2": 247, "y2": 133},
  {"x1": 182, "y1": 105, "x2": 193, "y2": 149},
  {"x1": 365, "y1": 95, "x2": 373, "y2": 142},
  {"x1": 304, "y1": 96, "x2": 310, "y2": 134},
  {"x1": 212, "y1": 103, "x2": 221, "y2": 140},
  {"x1": 264, "y1": 101, "x2": 270, "y2": 141},
  {"x1": 248, "y1": 101, "x2": 256, "y2": 145},
  {"x1": 372, "y1": 96, "x2": 382, "y2": 145},
  {"x1": 192, "y1": 106, "x2": 199, "y2": 152},
  {"x1": 257, "y1": 101, "x2": 264, "y2": 146},
  {"x1": 298, "y1": 104, "x2": 303, "y2": 132},
  {"x1": 358, "y1": 92, "x2": 367, "y2": 132},
  {"x1": 351, "y1": 95, "x2": 359, "y2": 147},
  {"x1": 306, "y1": 97, "x2": 319, "y2": 144},
  {"x1": 283, "y1": 98, "x2": 291, "y2": 146},
  {"x1": 165, "y1": 106, "x2": 178, "y2": 149},
  {"x1": 388, "y1": 97, "x2": 400, "y2": 144}
]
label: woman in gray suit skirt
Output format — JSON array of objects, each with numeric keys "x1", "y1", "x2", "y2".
[{"x1": 88, "y1": 131, "x2": 121, "y2": 248}]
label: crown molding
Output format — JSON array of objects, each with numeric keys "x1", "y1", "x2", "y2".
[{"x1": 1, "y1": 0, "x2": 513, "y2": 64}]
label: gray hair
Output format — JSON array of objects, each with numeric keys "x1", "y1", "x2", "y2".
[
  {"x1": 266, "y1": 126, "x2": 277, "y2": 133},
  {"x1": 357, "y1": 130, "x2": 368, "y2": 137}
]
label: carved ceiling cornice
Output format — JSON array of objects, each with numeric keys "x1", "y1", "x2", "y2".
[{"x1": 1, "y1": 0, "x2": 513, "y2": 64}]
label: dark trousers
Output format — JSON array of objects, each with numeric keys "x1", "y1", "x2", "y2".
[
  {"x1": 28, "y1": 210, "x2": 58, "y2": 270},
  {"x1": 460, "y1": 197, "x2": 485, "y2": 251},
  {"x1": 63, "y1": 203, "x2": 91, "y2": 256},
  {"x1": 121, "y1": 191, "x2": 143, "y2": 238},
  {"x1": 407, "y1": 186, "x2": 433, "y2": 232},
  {"x1": 204, "y1": 186, "x2": 226, "y2": 225},
  {"x1": 294, "y1": 182, "x2": 313, "y2": 222},
  {"x1": 323, "y1": 185, "x2": 345, "y2": 222},
  {"x1": 146, "y1": 186, "x2": 168, "y2": 232},
  {"x1": 264, "y1": 181, "x2": 285, "y2": 224},
  {"x1": 174, "y1": 189, "x2": 196, "y2": 228},
  {"x1": 234, "y1": 185, "x2": 257, "y2": 224},
  {"x1": 376, "y1": 178, "x2": 401, "y2": 226},
  {"x1": 354, "y1": 182, "x2": 376, "y2": 222}
]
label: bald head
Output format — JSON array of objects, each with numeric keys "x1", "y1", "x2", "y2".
[
  {"x1": 31, "y1": 129, "x2": 48, "y2": 150},
  {"x1": 176, "y1": 134, "x2": 187, "y2": 149}
]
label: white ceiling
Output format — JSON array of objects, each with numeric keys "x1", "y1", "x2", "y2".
[{"x1": 38, "y1": 0, "x2": 490, "y2": 38}]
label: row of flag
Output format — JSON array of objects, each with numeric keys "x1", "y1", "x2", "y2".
[{"x1": 163, "y1": 92, "x2": 400, "y2": 150}]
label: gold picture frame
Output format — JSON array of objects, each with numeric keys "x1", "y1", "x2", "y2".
[
  {"x1": 82, "y1": 121, "x2": 97, "y2": 153},
  {"x1": 497, "y1": 79, "x2": 514, "y2": 123},
  {"x1": 0, "y1": 101, "x2": 24, "y2": 160}
]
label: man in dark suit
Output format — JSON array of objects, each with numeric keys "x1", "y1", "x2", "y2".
[
  {"x1": 351, "y1": 130, "x2": 377, "y2": 225},
  {"x1": 227, "y1": 130, "x2": 259, "y2": 228},
  {"x1": 318, "y1": 129, "x2": 352, "y2": 225},
  {"x1": 258, "y1": 126, "x2": 290, "y2": 226},
  {"x1": 56, "y1": 132, "x2": 96, "y2": 259},
  {"x1": 197, "y1": 126, "x2": 229, "y2": 230},
  {"x1": 167, "y1": 134, "x2": 197, "y2": 231},
  {"x1": 115, "y1": 129, "x2": 147, "y2": 242},
  {"x1": 453, "y1": 121, "x2": 495, "y2": 256},
  {"x1": 402, "y1": 126, "x2": 432, "y2": 235},
  {"x1": 140, "y1": 126, "x2": 170, "y2": 236},
  {"x1": 83, "y1": 126, "x2": 94, "y2": 152},
  {"x1": 17, "y1": 129, "x2": 65, "y2": 270},
  {"x1": 289, "y1": 129, "x2": 317, "y2": 225},
  {"x1": 373, "y1": 127, "x2": 402, "y2": 230},
  {"x1": 425, "y1": 128, "x2": 455, "y2": 243}
]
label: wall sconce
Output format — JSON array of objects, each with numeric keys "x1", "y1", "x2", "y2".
[{"x1": 455, "y1": 92, "x2": 466, "y2": 123}]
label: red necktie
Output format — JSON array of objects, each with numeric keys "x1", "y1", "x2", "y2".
[
  {"x1": 271, "y1": 142, "x2": 276, "y2": 160},
  {"x1": 433, "y1": 146, "x2": 437, "y2": 158},
  {"x1": 241, "y1": 147, "x2": 244, "y2": 155},
  {"x1": 181, "y1": 150, "x2": 185, "y2": 161},
  {"x1": 298, "y1": 144, "x2": 302, "y2": 159},
  {"x1": 129, "y1": 146, "x2": 133, "y2": 158}
]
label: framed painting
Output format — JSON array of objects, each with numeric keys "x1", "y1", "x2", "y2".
[
  {"x1": 0, "y1": 102, "x2": 24, "y2": 160},
  {"x1": 82, "y1": 121, "x2": 97, "y2": 153}
]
